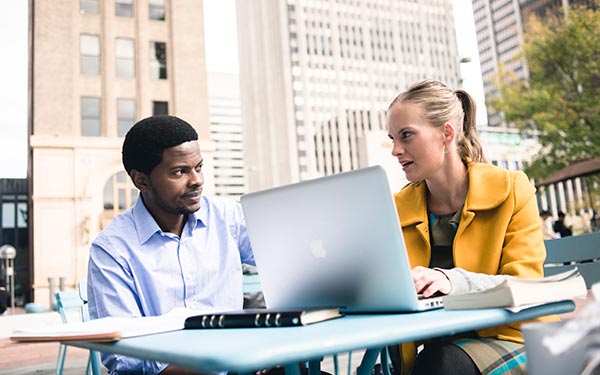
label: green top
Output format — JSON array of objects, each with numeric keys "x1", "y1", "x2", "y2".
[{"x1": 428, "y1": 209, "x2": 461, "y2": 269}]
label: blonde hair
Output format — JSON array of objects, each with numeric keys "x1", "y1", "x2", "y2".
[{"x1": 388, "y1": 79, "x2": 486, "y2": 163}]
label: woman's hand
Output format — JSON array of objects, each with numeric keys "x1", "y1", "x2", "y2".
[{"x1": 411, "y1": 266, "x2": 452, "y2": 298}]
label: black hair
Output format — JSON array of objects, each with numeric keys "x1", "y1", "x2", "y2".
[{"x1": 122, "y1": 115, "x2": 199, "y2": 175}]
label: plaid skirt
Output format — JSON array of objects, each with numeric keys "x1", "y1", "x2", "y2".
[{"x1": 453, "y1": 338, "x2": 526, "y2": 375}]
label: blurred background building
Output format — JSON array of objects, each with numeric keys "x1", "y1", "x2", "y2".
[
  {"x1": 208, "y1": 72, "x2": 248, "y2": 200},
  {"x1": 472, "y1": 0, "x2": 594, "y2": 127},
  {"x1": 28, "y1": 0, "x2": 212, "y2": 306},
  {"x1": 237, "y1": 0, "x2": 462, "y2": 191},
  {"x1": 0, "y1": 179, "x2": 28, "y2": 305}
]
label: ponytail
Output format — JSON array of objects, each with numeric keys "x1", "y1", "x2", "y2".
[{"x1": 455, "y1": 90, "x2": 486, "y2": 163}]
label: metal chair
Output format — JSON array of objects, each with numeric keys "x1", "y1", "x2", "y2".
[
  {"x1": 242, "y1": 273, "x2": 263, "y2": 294},
  {"x1": 78, "y1": 280, "x2": 103, "y2": 375},
  {"x1": 54, "y1": 282, "x2": 102, "y2": 375},
  {"x1": 544, "y1": 231, "x2": 600, "y2": 288}
]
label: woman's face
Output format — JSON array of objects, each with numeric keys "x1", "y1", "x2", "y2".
[{"x1": 387, "y1": 102, "x2": 446, "y2": 182}]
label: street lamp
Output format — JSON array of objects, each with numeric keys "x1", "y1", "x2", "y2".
[
  {"x1": 458, "y1": 57, "x2": 472, "y2": 87},
  {"x1": 0, "y1": 244, "x2": 16, "y2": 314}
]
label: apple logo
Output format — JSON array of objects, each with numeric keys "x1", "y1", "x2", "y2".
[{"x1": 309, "y1": 239, "x2": 327, "y2": 259}]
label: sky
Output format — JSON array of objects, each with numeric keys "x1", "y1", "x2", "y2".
[{"x1": 0, "y1": 0, "x2": 484, "y2": 179}]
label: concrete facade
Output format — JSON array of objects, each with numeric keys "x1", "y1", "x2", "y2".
[
  {"x1": 237, "y1": 0, "x2": 462, "y2": 192},
  {"x1": 30, "y1": 0, "x2": 212, "y2": 307},
  {"x1": 208, "y1": 72, "x2": 248, "y2": 200}
]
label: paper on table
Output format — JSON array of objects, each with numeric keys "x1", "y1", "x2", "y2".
[{"x1": 10, "y1": 307, "x2": 210, "y2": 342}]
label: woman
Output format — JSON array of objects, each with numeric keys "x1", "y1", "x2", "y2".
[{"x1": 386, "y1": 80, "x2": 553, "y2": 375}]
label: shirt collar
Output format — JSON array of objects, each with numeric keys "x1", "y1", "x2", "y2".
[
  {"x1": 193, "y1": 197, "x2": 208, "y2": 227},
  {"x1": 132, "y1": 198, "x2": 161, "y2": 244},
  {"x1": 132, "y1": 196, "x2": 208, "y2": 244},
  {"x1": 396, "y1": 161, "x2": 511, "y2": 227}
]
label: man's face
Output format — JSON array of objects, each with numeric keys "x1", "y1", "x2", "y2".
[{"x1": 143, "y1": 140, "x2": 204, "y2": 217}]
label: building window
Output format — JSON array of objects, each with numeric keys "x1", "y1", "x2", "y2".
[
  {"x1": 152, "y1": 101, "x2": 169, "y2": 115},
  {"x1": 115, "y1": 38, "x2": 135, "y2": 78},
  {"x1": 115, "y1": 0, "x2": 133, "y2": 17},
  {"x1": 80, "y1": 34, "x2": 100, "y2": 75},
  {"x1": 117, "y1": 99, "x2": 136, "y2": 137},
  {"x1": 81, "y1": 97, "x2": 101, "y2": 136},
  {"x1": 2, "y1": 202, "x2": 28, "y2": 229},
  {"x1": 149, "y1": 42, "x2": 167, "y2": 79},
  {"x1": 102, "y1": 171, "x2": 138, "y2": 229},
  {"x1": 148, "y1": 0, "x2": 165, "y2": 20},
  {"x1": 80, "y1": 0, "x2": 99, "y2": 14}
]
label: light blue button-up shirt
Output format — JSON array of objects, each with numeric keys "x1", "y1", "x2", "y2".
[{"x1": 88, "y1": 195, "x2": 255, "y2": 374}]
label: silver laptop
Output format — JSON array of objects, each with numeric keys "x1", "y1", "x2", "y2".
[{"x1": 240, "y1": 165, "x2": 443, "y2": 313}]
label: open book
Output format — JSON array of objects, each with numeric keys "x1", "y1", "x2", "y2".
[
  {"x1": 10, "y1": 308, "x2": 206, "y2": 343},
  {"x1": 443, "y1": 268, "x2": 587, "y2": 310}
]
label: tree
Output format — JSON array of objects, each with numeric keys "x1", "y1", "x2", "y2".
[{"x1": 491, "y1": 5, "x2": 600, "y2": 179}]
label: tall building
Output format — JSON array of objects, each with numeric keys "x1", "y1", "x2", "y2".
[
  {"x1": 471, "y1": 0, "x2": 528, "y2": 127},
  {"x1": 472, "y1": 0, "x2": 590, "y2": 127},
  {"x1": 237, "y1": 0, "x2": 462, "y2": 191},
  {"x1": 29, "y1": 0, "x2": 211, "y2": 307},
  {"x1": 207, "y1": 72, "x2": 248, "y2": 200}
]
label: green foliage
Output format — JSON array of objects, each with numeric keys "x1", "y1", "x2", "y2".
[{"x1": 491, "y1": 5, "x2": 600, "y2": 179}]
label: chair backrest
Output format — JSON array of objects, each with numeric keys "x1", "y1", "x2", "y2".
[
  {"x1": 55, "y1": 290, "x2": 84, "y2": 324},
  {"x1": 544, "y1": 231, "x2": 600, "y2": 289},
  {"x1": 77, "y1": 280, "x2": 91, "y2": 322},
  {"x1": 243, "y1": 273, "x2": 263, "y2": 294}
]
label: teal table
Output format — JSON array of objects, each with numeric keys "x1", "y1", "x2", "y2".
[{"x1": 69, "y1": 301, "x2": 574, "y2": 375}]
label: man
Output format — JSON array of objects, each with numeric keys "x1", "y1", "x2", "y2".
[
  {"x1": 540, "y1": 210, "x2": 559, "y2": 240},
  {"x1": 88, "y1": 115, "x2": 255, "y2": 374},
  {"x1": 553, "y1": 211, "x2": 572, "y2": 238}
]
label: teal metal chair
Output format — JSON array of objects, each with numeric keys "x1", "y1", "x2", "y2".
[
  {"x1": 544, "y1": 231, "x2": 600, "y2": 288},
  {"x1": 54, "y1": 282, "x2": 102, "y2": 375},
  {"x1": 242, "y1": 273, "x2": 263, "y2": 294},
  {"x1": 78, "y1": 280, "x2": 103, "y2": 375}
]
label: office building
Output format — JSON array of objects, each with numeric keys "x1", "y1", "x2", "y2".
[
  {"x1": 208, "y1": 72, "x2": 248, "y2": 200},
  {"x1": 29, "y1": 0, "x2": 211, "y2": 306},
  {"x1": 471, "y1": 0, "x2": 528, "y2": 127},
  {"x1": 237, "y1": 0, "x2": 462, "y2": 191}
]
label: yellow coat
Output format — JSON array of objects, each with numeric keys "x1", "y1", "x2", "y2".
[{"x1": 394, "y1": 162, "x2": 554, "y2": 372}]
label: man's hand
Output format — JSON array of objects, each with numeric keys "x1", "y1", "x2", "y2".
[{"x1": 411, "y1": 266, "x2": 451, "y2": 298}]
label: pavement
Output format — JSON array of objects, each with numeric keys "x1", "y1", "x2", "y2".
[{"x1": 0, "y1": 307, "x2": 101, "y2": 375}]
